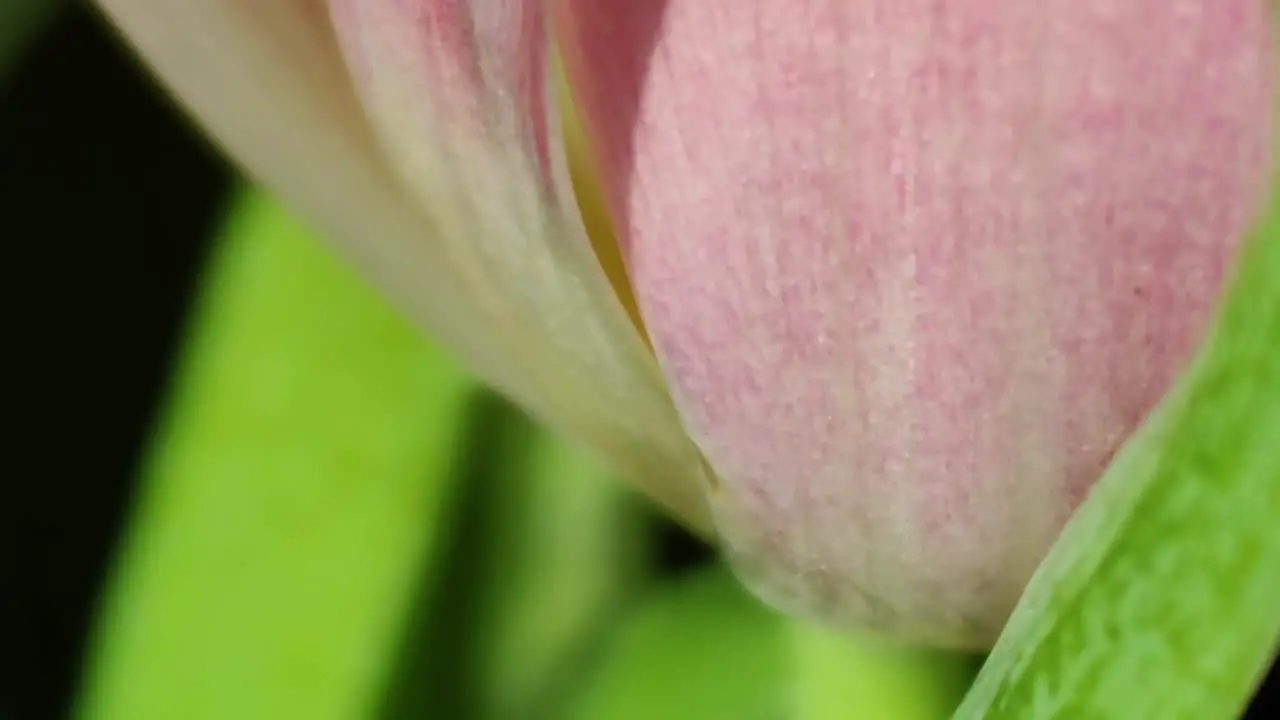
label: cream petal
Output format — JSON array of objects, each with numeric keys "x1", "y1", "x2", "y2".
[{"x1": 94, "y1": 0, "x2": 711, "y2": 531}]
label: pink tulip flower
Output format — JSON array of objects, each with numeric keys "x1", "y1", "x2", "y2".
[{"x1": 94, "y1": 0, "x2": 1274, "y2": 647}]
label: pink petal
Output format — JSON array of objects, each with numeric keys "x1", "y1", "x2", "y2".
[
  {"x1": 95, "y1": 0, "x2": 712, "y2": 530},
  {"x1": 557, "y1": 0, "x2": 1274, "y2": 646}
]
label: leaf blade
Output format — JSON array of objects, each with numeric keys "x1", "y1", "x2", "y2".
[{"x1": 75, "y1": 188, "x2": 477, "y2": 720}]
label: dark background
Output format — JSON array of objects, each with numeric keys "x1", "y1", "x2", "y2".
[
  {"x1": 3, "y1": 5, "x2": 229, "y2": 719},
  {"x1": 1, "y1": 5, "x2": 1274, "y2": 719},
  {"x1": 2, "y1": 10, "x2": 708, "y2": 718}
]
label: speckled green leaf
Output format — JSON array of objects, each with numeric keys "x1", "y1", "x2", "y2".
[
  {"x1": 75, "y1": 188, "x2": 477, "y2": 720},
  {"x1": 954, "y1": 175, "x2": 1280, "y2": 719}
]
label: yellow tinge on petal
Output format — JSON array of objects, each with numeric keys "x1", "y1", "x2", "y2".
[{"x1": 553, "y1": 54, "x2": 649, "y2": 345}]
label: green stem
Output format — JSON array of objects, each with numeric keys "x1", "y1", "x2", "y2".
[{"x1": 794, "y1": 625, "x2": 977, "y2": 719}]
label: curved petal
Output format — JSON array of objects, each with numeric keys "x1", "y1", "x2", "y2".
[
  {"x1": 93, "y1": 0, "x2": 711, "y2": 531},
  {"x1": 557, "y1": 0, "x2": 1274, "y2": 646}
]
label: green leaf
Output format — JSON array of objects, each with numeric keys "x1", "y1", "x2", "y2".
[
  {"x1": 794, "y1": 624, "x2": 977, "y2": 719},
  {"x1": 563, "y1": 565, "x2": 791, "y2": 720},
  {"x1": 74, "y1": 188, "x2": 478, "y2": 720},
  {"x1": 953, "y1": 175, "x2": 1280, "y2": 718},
  {"x1": 375, "y1": 399, "x2": 653, "y2": 720},
  {"x1": 470, "y1": 410, "x2": 652, "y2": 720}
]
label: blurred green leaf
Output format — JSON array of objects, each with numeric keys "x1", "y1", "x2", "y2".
[
  {"x1": 954, "y1": 174, "x2": 1280, "y2": 718},
  {"x1": 75, "y1": 188, "x2": 478, "y2": 720},
  {"x1": 375, "y1": 399, "x2": 653, "y2": 720},
  {"x1": 794, "y1": 624, "x2": 976, "y2": 720},
  {"x1": 563, "y1": 565, "x2": 791, "y2": 720},
  {"x1": 0, "y1": 0, "x2": 60, "y2": 85},
  {"x1": 471, "y1": 411, "x2": 652, "y2": 720}
]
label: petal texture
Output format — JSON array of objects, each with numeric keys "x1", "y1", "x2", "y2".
[
  {"x1": 94, "y1": 0, "x2": 711, "y2": 530},
  {"x1": 557, "y1": 0, "x2": 1274, "y2": 646}
]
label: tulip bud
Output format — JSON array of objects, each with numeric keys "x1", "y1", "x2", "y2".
[{"x1": 558, "y1": 0, "x2": 1275, "y2": 646}]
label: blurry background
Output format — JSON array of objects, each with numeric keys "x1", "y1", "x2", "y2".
[{"x1": 2, "y1": 3, "x2": 1274, "y2": 719}]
